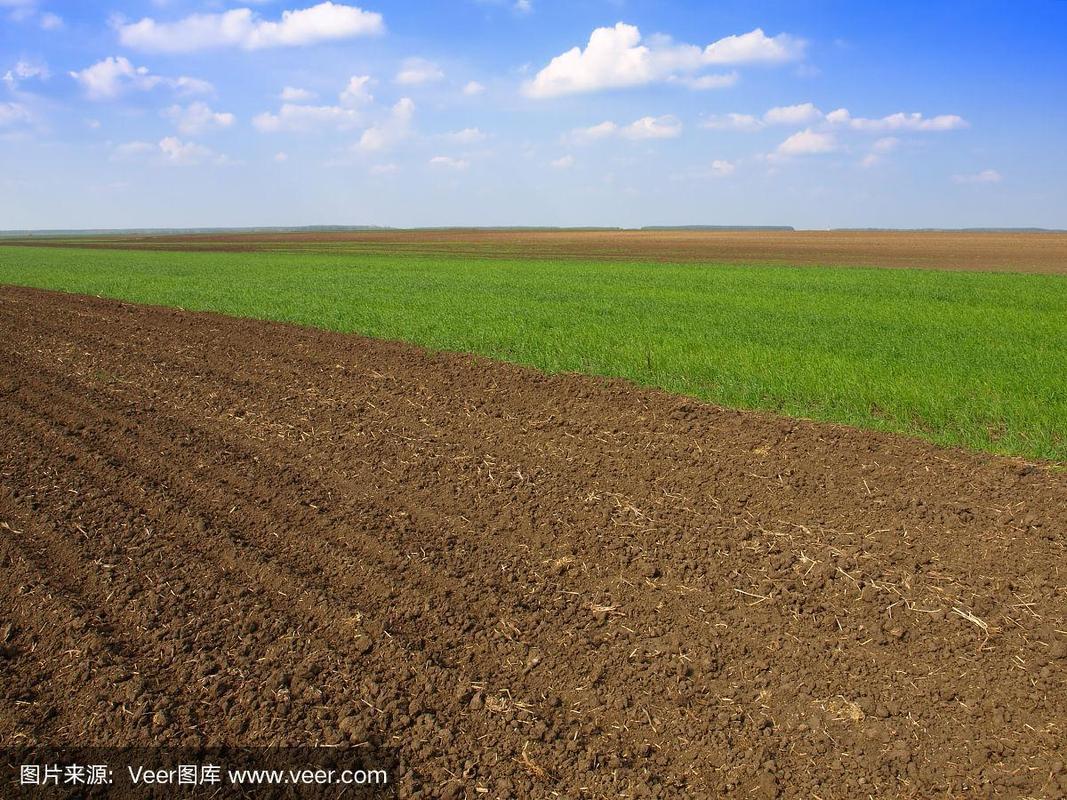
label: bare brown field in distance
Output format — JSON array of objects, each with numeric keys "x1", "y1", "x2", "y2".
[{"x1": 6, "y1": 229, "x2": 1067, "y2": 274}]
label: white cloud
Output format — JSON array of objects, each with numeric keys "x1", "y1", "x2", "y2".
[
  {"x1": 112, "y1": 137, "x2": 221, "y2": 165},
  {"x1": 163, "y1": 101, "x2": 235, "y2": 135},
  {"x1": 622, "y1": 114, "x2": 682, "y2": 139},
  {"x1": 253, "y1": 102, "x2": 360, "y2": 132},
  {"x1": 70, "y1": 56, "x2": 157, "y2": 99},
  {"x1": 3, "y1": 59, "x2": 48, "y2": 89},
  {"x1": 828, "y1": 108, "x2": 968, "y2": 132},
  {"x1": 0, "y1": 101, "x2": 31, "y2": 127},
  {"x1": 274, "y1": 151, "x2": 288, "y2": 162},
  {"x1": 395, "y1": 57, "x2": 443, "y2": 86},
  {"x1": 710, "y1": 159, "x2": 736, "y2": 176},
  {"x1": 69, "y1": 56, "x2": 213, "y2": 100},
  {"x1": 370, "y1": 162, "x2": 398, "y2": 175},
  {"x1": 171, "y1": 76, "x2": 214, "y2": 96},
  {"x1": 117, "y1": 2, "x2": 384, "y2": 53},
  {"x1": 340, "y1": 74, "x2": 373, "y2": 106},
  {"x1": 429, "y1": 155, "x2": 470, "y2": 170},
  {"x1": 763, "y1": 102, "x2": 822, "y2": 126},
  {"x1": 703, "y1": 28, "x2": 806, "y2": 64},
  {"x1": 860, "y1": 137, "x2": 899, "y2": 168},
  {"x1": 550, "y1": 155, "x2": 574, "y2": 169},
  {"x1": 568, "y1": 115, "x2": 680, "y2": 143},
  {"x1": 523, "y1": 22, "x2": 804, "y2": 98},
  {"x1": 280, "y1": 86, "x2": 315, "y2": 102},
  {"x1": 952, "y1": 169, "x2": 1001, "y2": 184},
  {"x1": 514, "y1": 0, "x2": 532, "y2": 13},
  {"x1": 568, "y1": 120, "x2": 618, "y2": 144},
  {"x1": 462, "y1": 80, "x2": 486, "y2": 96},
  {"x1": 255, "y1": 76, "x2": 378, "y2": 133},
  {"x1": 701, "y1": 112, "x2": 763, "y2": 132},
  {"x1": 39, "y1": 11, "x2": 61, "y2": 29},
  {"x1": 357, "y1": 96, "x2": 414, "y2": 151},
  {"x1": 445, "y1": 127, "x2": 486, "y2": 144},
  {"x1": 775, "y1": 128, "x2": 836, "y2": 156},
  {"x1": 159, "y1": 136, "x2": 214, "y2": 164}
]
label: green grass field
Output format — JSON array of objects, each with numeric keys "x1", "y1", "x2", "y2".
[{"x1": 1, "y1": 244, "x2": 1064, "y2": 461}]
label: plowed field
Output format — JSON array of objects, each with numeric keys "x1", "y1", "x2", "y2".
[
  {"x1": 1, "y1": 286, "x2": 1064, "y2": 798},
  {"x1": 6, "y1": 229, "x2": 1067, "y2": 273}
]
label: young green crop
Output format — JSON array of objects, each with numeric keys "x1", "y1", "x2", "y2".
[{"x1": 1, "y1": 244, "x2": 1064, "y2": 461}]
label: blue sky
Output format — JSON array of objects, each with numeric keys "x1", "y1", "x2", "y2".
[{"x1": 1, "y1": 0, "x2": 1065, "y2": 230}]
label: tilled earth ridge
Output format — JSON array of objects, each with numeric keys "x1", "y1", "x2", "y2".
[{"x1": 0, "y1": 285, "x2": 1064, "y2": 799}]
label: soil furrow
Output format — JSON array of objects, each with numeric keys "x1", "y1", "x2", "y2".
[{"x1": 1, "y1": 286, "x2": 1064, "y2": 799}]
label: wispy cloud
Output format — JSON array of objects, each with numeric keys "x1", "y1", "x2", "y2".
[
  {"x1": 952, "y1": 169, "x2": 1001, "y2": 184},
  {"x1": 429, "y1": 155, "x2": 470, "y2": 170},
  {"x1": 394, "y1": 58, "x2": 444, "y2": 86}
]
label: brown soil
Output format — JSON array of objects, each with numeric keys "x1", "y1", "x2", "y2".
[
  {"x1": 5, "y1": 229, "x2": 1067, "y2": 274},
  {"x1": 0, "y1": 285, "x2": 1065, "y2": 798}
]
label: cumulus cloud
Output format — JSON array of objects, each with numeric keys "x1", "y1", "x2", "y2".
[
  {"x1": 39, "y1": 11, "x2": 61, "y2": 29},
  {"x1": 340, "y1": 75, "x2": 373, "y2": 106},
  {"x1": 163, "y1": 101, "x2": 235, "y2": 135},
  {"x1": 357, "y1": 96, "x2": 414, "y2": 151},
  {"x1": 775, "y1": 128, "x2": 836, "y2": 156},
  {"x1": 116, "y1": 2, "x2": 384, "y2": 53},
  {"x1": 523, "y1": 22, "x2": 803, "y2": 98},
  {"x1": 763, "y1": 102, "x2": 822, "y2": 126},
  {"x1": 622, "y1": 115, "x2": 682, "y2": 139},
  {"x1": 952, "y1": 169, "x2": 1002, "y2": 184},
  {"x1": 550, "y1": 155, "x2": 574, "y2": 169},
  {"x1": 702, "y1": 28, "x2": 806, "y2": 64},
  {"x1": 462, "y1": 80, "x2": 486, "y2": 96},
  {"x1": 255, "y1": 75, "x2": 372, "y2": 132},
  {"x1": 828, "y1": 108, "x2": 967, "y2": 132},
  {"x1": 159, "y1": 136, "x2": 215, "y2": 164},
  {"x1": 429, "y1": 155, "x2": 469, "y2": 170},
  {"x1": 69, "y1": 56, "x2": 212, "y2": 100},
  {"x1": 2, "y1": 59, "x2": 48, "y2": 89},
  {"x1": 704, "y1": 105, "x2": 967, "y2": 141},
  {"x1": 253, "y1": 102, "x2": 360, "y2": 132},
  {"x1": 395, "y1": 58, "x2": 444, "y2": 86},
  {"x1": 113, "y1": 137, "x2": 222, "y2": 165},
  {"x1": 568, "y1": 115, "x2": 680, "y2": 143}
]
